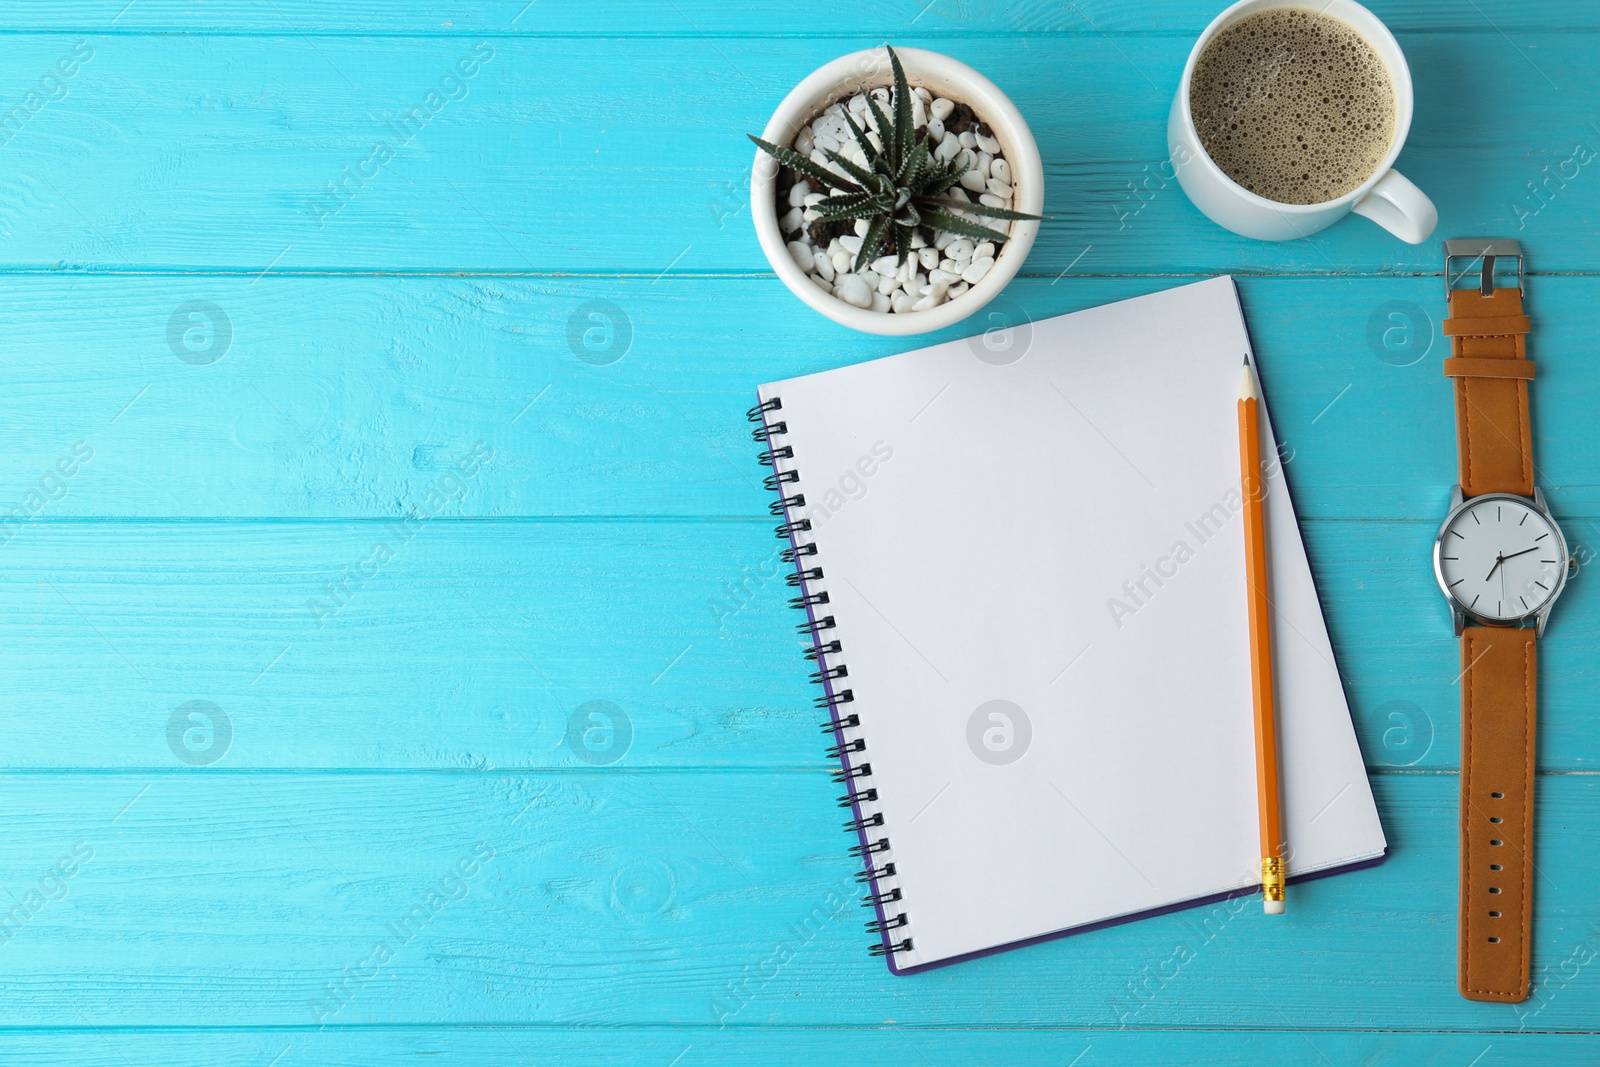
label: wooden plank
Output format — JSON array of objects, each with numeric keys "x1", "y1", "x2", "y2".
[
  {"x1": 0, "y1": 275, "x2": 1596, "y2": 521},
  {"x1": 0, "y1": 1028, "x2": 1594, "y2": 1067},
  {"x1": 1, "y1": 518, "x2": 1596, "y2": 771},
  {"x1": 0, "y1": 772, "x2": 1596, "y2": 1030},
  {"x1": 1, "y1": 0, "x2": 1592, "y2": 35},
  {"x1": 0, "y1": 35, "x2": 1594, "y2": 273}
]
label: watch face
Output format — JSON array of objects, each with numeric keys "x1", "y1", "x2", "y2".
[{"x1": 1435, "y1": 494, "x2": 1568, "y2": 623}]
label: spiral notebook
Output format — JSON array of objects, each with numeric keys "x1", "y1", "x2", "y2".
[{"x1": 751, "y1": 277, "x2": 1386, "y2": 974}]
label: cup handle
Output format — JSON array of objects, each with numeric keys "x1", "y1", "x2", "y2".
[{"x1": 1351, "y1": 170, "x2": 1437, "y2": 244}]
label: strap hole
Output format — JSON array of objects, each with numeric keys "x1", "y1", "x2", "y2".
[
  {"x1": 1491, "y1": 791, "x2": 1504, "y2": 799},
  {"x1": 1489, "y1": 910, "x2": 1501, "y2": 918},
  {"x1": 1490, "y1": 816, "x2": 1502, "y2": 824},
  {"x1": 1489, "y1": 937, "x2": 1501, "y2": 944},
  {"x1": 1490, "y1": 839, "x2": 1503, "y2": 846},
  {"x1": 1489, "y1": 887, "x2": 1502, "y2": 894},
  {"x1": 1490, "y1": 864, "x2": 1502, "y2": 871}
]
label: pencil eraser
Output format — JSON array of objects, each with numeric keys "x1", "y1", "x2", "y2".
[{"x1": 1263, "y1": 899, "x2": 1286, "y2": 915}]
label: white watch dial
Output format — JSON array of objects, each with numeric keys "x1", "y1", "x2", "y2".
[{"x1": 1437, "y1": 496, "x2": 1566, "y2": 622}]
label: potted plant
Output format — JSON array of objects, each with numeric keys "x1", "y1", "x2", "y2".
[{"x1": 749, "y1": 45, "x2": 1044, "y2": 336}]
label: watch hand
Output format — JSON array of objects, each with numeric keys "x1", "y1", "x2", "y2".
[
  {"x1": 1484, "y1": 552, "x2": 1506, "y2": 583},
  {"x1": 1484, "y1": 543, "x2": 1536, "y2": 585}
]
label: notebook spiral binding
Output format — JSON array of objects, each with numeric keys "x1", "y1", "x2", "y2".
[{"x1": 748, "y1": 396, "x2": 913, "y2": 963}]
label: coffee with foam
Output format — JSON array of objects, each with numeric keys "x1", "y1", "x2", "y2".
[{"x1": 1190, "y1": 7, "x2": 1396, "y2": 205}]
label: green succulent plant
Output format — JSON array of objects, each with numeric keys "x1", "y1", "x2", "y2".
[{"x1": 751, "y1": 45, "x2": 1041, "y2": 273}]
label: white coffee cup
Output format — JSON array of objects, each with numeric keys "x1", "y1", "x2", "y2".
[{"x1": 1168, "y1": 0, "x2": 1436, "y2": 244}]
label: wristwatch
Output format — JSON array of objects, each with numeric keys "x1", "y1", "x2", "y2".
[{"x1": 1432, "y1": 239, "x2": 1572, "y2": 1003}]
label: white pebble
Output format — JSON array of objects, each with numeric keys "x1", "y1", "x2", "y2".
[
  {"x1": 975, "y1": 132, "x2": 1000, "y2": 154},
  {"x1": 958, "y1": 131, "x2": 977, "y2": 150},
  {"x1": 911, "y1": 98, "x2": 927, "y2": 128},
  {"x1": 892, "y1": 291, "x2": 914, "y2": 313},
  {"x1": 913, "y1": 86, "x2": 932, "y2": 102},
  {"x1": 934, "y1": 136, "x2": 960, "y2": 162},
  {"x1": 840, "y1": 235, "x2": 863, "y2": 255},
  {"x1": 912, "y1": 282, "x2": 948, "y2": 312},
  {"x1": 803, "y1": 192, "x2": 824, "y2": 208},
  {"x1": 979, "y1": 193, "x2": 1006, "y2": 208},
  {"x1": 909, "y1": 230, "x2": 927, "y2": 249},
  {"x1": 946, "y1": 186, "x2": 971, "y2": 202},
  {"x1": 976, "y1": 151, "x2": 992, "y2": 175},
  {"x1": 946, "y1": 238, "x2": 975, "y2": 261},
  {"x1": 871, "y1": 290, "x2": 891, "y2": 313},
  {"x1": 934, "y1": 230, "x2": 956, "y2": 250},
  {"x1": 809, "y1": 149, "x2": 830, "y2": 168},
  {"x1": 950, "y1": 281, "x2": 970, "y2": 298},
  {"x1": 872, "y1": 255, "x2": 899, "y2": 275},
  {"x1": 848, "y1": 94, "x2": 868, "y2": 115},
  {"x1": 960, "y1": 167, "x2": 988, "y2": 192},
  {"x1": 975, "y1": 242, "x2": 995, "y2": 260},
  {"x1": 814, "y1": 114, "x2": 847, "y2": 140},
  {"x1": 788, "y1": 181, "x2": 811, "y2": 208},
  {"x1": 877, "y1": 270, "x2": 899, "y2": 295},
  {"x1": 836, "y1": 273, "x2": 873, "y2": 308},
  {"x1": 961, "y1": 256, "x2": 994, "y2": 284},
  {"x1": 781, "y1": 207, "x2": 805, "y2": 234},
  {"x1": 831, "y1": 250, "x2": 851, "y2": 274},
  {"x1": 929, "y1": 268, "x2": 957, "y2": 286},
  {"x1": 930, "y1": 97, "x2": 954, "y2": 121},
  {"x1": 811, "y1": 274, "x2": 833, "y2": 293},
  {"x1": 788, "y1": 240, "x2": 815, "y2": 271},
  {"x1": 813, "y1": 250, "x2": 835, "y2": 282},
  {"x1": 939, "y1": 258, "x2": 959, "y2": 275},
  {"x1": 794, "y1": 129, "x2": 815, "y2": 157},
  {"x1": 802, "y1": 207, "x2": 820, "y2": 222},
  {"x1": 990, "y1": 158, "x2": 1010, "y2": 184},
  {"x1": 859, "y1": 268, "x2": 881, "y2": 291},
  {"x1": 987, "y1": 178, "x2": 1013, "y2": 199},
  {"x1": 866, "y1": 131, "x2": 883, "y2": 153},
  {"x1": 926, "y1": 116, "x2": 944, "y2": 141},
  {"x1": 917, "y1": 247, "x2": 939, "y2": 270},
  {"x1": 855, "y1": 218, "x2": 871, "y2": 237}
]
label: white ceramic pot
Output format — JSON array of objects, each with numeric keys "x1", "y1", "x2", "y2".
[{"x1": 750, "y1": 46, "x2": 1043, "y2": 336}]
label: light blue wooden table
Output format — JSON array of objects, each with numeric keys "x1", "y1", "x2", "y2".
[{"x1": 1, "y1": 2, "x2": 1597, "y2": 1063}]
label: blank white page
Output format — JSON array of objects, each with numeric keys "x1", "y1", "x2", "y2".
[{"x1": 759, "y1": 277, "x2": 1385, "y2": 973}]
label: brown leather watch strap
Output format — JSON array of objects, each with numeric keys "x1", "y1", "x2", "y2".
[
  {"x1": 1444, "y1": 357, "x2": 1535, "y2": 381},
  {"x1": 1458, "y1": 626, "x2": 1537, "y2": 1003},
  {"x1": 1446, "y1": 287, "x2": 1534, "y2": 497},
  {"x1": 1443, "y1": 314, "x2": 1530, "y2": 337}
]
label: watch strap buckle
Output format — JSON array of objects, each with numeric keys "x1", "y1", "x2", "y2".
[{"x1": 1445, "y1": 238, "x2": 1523, "y2": 298}]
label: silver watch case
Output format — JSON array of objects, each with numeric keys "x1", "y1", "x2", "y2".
[{"x1": 1432, "y1": 485, "x2": 1573, "y2": 636}]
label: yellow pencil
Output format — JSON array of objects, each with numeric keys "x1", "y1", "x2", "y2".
[{"x1": 1239, "y1": 357, "x2": 1285, "y2": 915}]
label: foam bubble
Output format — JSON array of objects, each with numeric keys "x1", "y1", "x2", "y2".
[{"x1": 1190, "y1": 8, "x2": 1396, "y2": 205}]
